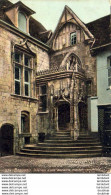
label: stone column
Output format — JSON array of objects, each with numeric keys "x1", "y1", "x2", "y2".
[
  {"x1": 73, "y1": 102, "x2": 79, "y2": 140},
  {"x1": 70, "y1": 104, "x2": 74, "y2": 138},
  {"x1": 56, "y1": 107, "x2": 59, "y2": 132},
  {"x1": 70, "y1": 73, "x2": 80, "y2": 140},
  {"x1": 49, "y1": 94, "x2": 53, "y2": 134},
  {"x1": 49, "y1": 85, "x2": 55, "y2": 134},
  {"x1": 73, "y1": 78, "x2": 79, "y2": 140},
  {"x1": 47, "y1": 84, "x2": 51, "y2": 134},
  {"x1": 70, "y1": 73, "x2": 74, "y2": 138}
]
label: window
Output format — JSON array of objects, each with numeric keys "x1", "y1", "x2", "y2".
[
  {"x1": 15, "y1": 53, "x2": 21, "y2": 63},
  {"x1": 108, "y1": 57, "x2": 111, "y2": 86},
  {"x1": 24, "y1": 69, "x2": 30, "y2": 96},
  {"x1": 15, "y1": 66, "x2": 21, "y2": 95},
  {"x1": 18, "y1": 12, "x2": 27, "y2": 33},
  {"x1": 21, "y1": 111, "x2": 30, "y2": 133},
  {"x1": 39, "y1": 85, "x2": 47, "y2": 112},
  {"x1": 14, "y1": 50, "x2": 34, "y2": 97},
  {"x1": 70, "y1": 32, "x2": 76, "y2": 45},
  {"x1": 14, "y1": 52, "x2": 22, "y2": 95},
  {"x1": 25, "y1": 55, "x2": 31, "y2": 66},
  {"x1": 86, "y1": 80, "x2": 92, "y2": 96}
]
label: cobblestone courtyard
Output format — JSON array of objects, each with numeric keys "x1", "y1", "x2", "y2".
[{"x1": 0, "y1": 155, "x2": 111, "y2": 173}]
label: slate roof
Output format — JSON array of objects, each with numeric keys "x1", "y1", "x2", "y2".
[
  {"x1": 86, "y1": 15, "x2": 111, "y2": 48},
  {"x1": 0, "y1": 0, "x2": 13, "y2": 24},
  {"x1": 29, "y1": 17, "x2": 52, "y2": 43},
  {"x1": 0, "y1": 1, "x2": 110, "y2": 46}
]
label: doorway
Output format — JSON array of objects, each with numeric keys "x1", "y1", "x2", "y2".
[
  {"x1": 0, "y1": 124, "x2": 14, "y2": 156},
  {"x1": 58, "y1": 103, "x2": 70, "y2": 130},
  {"x1": 21, "y1": 111, "x2": 30, "y2": 144},
  {"x1": 104, "y1": 109, "x2": 111, "y2": 146}
]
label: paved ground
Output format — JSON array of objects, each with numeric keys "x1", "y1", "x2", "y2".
[{"x1": 0, "y1": 155, "x2": 111, "y2": 173}]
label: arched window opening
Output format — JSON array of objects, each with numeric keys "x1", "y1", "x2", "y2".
[
  {"x1": 18, "y1": 12, "x2": 27, "y2": 33},
  {"x1": 21, "y1": 111, "x2": 30, "y2": 133},
  {"x1": 69, "y1": 55, "x2": 77, "y2": 70},
  {"x1": 66, "y1": 54, "x2": 81, "y2": 72}
]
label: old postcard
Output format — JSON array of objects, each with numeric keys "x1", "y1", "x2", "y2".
[{"x1": 0, "y1": 0, "x2": 111, "y2": 193}]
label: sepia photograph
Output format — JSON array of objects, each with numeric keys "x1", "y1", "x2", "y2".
[{"x1": 0, "y1": 0, "x2": 111, "y2": 174}]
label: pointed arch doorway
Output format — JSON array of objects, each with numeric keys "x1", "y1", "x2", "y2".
[{"x1": 58, "y1": 102, "x2": 70, "y2": 131}]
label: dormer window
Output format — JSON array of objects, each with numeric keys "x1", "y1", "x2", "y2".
[
  {"x1": 18, "y1": 12, "x2": 27, "y2": 33},
  {"x1": 5, "y1": 1, "x2": 35, "y2": 34},
  {"x1": 70, "y1": 32, "x2": 77, "y2": 45}
]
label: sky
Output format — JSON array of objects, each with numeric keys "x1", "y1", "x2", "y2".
[{"x1": 10, "y1": 0, "x2": 110, "y2": 31}]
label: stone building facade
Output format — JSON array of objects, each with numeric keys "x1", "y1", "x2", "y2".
[
  {"x1": 0, "y1": 0, "x2": 50, "y2": 155},
  {"x1": 36, "y1": 6, "x2": 97, "y2": 141},
  {"x1": 0, "y1": 0, "x2": 110, "y2": 156}
]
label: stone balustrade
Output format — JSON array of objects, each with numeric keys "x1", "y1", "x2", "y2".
[{"x1": 36, "y1": 64, "x2": 85, "y2": 76}]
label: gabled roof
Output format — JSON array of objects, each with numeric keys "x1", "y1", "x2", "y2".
[
  {"x1": 48, "y1": 5, "x2": 94, "y2": 45},
  {"x1": 0, "y1": 0, "x2": 13, "y2": 24},
  {"x1": 5, "y1": 1, "x2": 35, "y2": 15},
  {"x1": 86, "y1": 15, "x2": 111, "y2": 49}
]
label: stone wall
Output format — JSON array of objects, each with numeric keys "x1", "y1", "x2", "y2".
[
  {"x1": 0, "y1": 26, "x2": 49, "y2": 153},
  {"x1": 37, "y1": 48, "x2": 50, "y2": 71}
]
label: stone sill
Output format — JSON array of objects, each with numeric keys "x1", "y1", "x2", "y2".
[
  {"x1": 90, "y1": 96, "x2": 98, "y2": 100},
  {"x1": 37, "y1": 111, "x2": 49, "y2": 115},
  {"x1": 106, "y1": 87, "x2": 111, "y2": 90},
  {"x1": 11, "y1": 94, "x2": 38, "y2": 102},
  {"x1": 105, "y1": 130, "x2": 111, "y2": 132},
  {"x1": 19, "y1": 133, "x2": 32, "y2": 137}
]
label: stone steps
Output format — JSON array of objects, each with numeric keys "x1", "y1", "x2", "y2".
[
  {"x1": 45, "y1": 139, "x2": 100, "y2": 144},
  {"x1": 47, "y1": 136, "x2": 99, "y2": 141},
  {"x1": 16, "y1": 152, "x2": 102, "y2": 158},
  {"x1": 17, "y1": 130, "x2": 103, "y2": 158},
  {"x1": 24, "y1": 145, "x2": 102, "y2": 150},
  {"x1": 22, "y1": 146, "x2": 102, "y2": 154},
  {"x1": 20, "y1": 148, "x2": 102, "y2": 154},
  {"x1": 37, "y1": 142, "x2": 102, "y2": 147}
]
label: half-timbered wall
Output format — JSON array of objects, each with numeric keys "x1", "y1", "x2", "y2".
[{"x1": 53, "y1": 23, "x2": 85, "y2": 51}]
